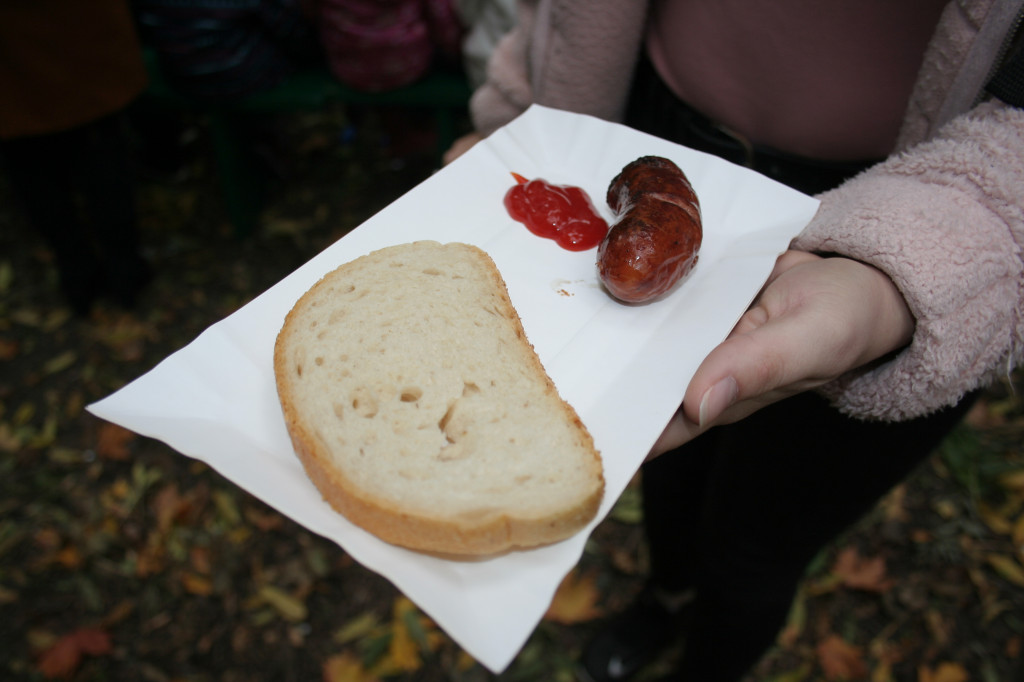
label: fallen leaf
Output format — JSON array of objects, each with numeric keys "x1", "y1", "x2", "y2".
[
  {"x1": 13, "y1": 402, "x2": 35, "y2": 425},
  {"x1": 333, "y1": 612, "x2": 381, "y2": 645},
  {"x1": 924, "y1": 608, "x2": 953, "y2": 646},
  {"x1": 871, "y1": 658, "x2": 895, "y2": 682},
  {"x1": 998, "y1": 468, "x2": 1024, "y2": 492},
  {"x1": 36, "y1": 628, "x2": 112, "y2": 679},
  {"x1": 258, "y1": 584, "x2": 308, "y2": 622},
  {"x1": 181, "y1": 572, "x2": 214, "y2": 596},
  {"x1": 968, "y1": 565, "x2": 1010, "y2": 622},
  {"x1": 55, "y1": 545, "x2": 84, "y2": 570},
  {"x1": 918, "y1": 661, "x2": 969, "y2": 682},
  {"x1": 151, "y1": 484, "x2": 189, "y2": 532},
  {"x1": 832, "y1": 546, "x2": 893, "y2": 593},
  {"x1": 11, "y1": 308, "x2": 41, "y2": 327},
  {"x1": 33, "y1": 527, "x2": 62, "y2": 551},
  {"x1": 190, "y1": 546, "x2": 213, "y2": 575},
  {"x1": 100, "y1": 600, "x2": 135, "y2": 628},
  {"x1": 90, "y1": 314, "x2": 153, "y2": 361},
  {"x1": 212, "y1": 489, "x2": 242, "y2": 525},
  {"x1": 28, "y1": 414, "x2": 57, "y2": 448},
  {"x1": 245, "y1": 506, "x2": 285, "y2": 531},
  {"x1": 385, "y1": 610, "x2": 422, "y2": 674},
  {"x1": 323, "y1": 651, "x2": 380, "y2": 682},
  {"x1": 880, "y1": 484, "x2": 909, "y2": 522},
  {"x1": 608, "y1": 483, "x2": 643, "y2": 524},
  {"x1": 985, "y1": 553, "x2": 1024, "y2": 587},
  {"x1": 1011, "y1": 513, "x2": 1024, "y2": 549},
  {"x1": 0, "y1": 337, "x2": 18, "y2": 360},
  {"x1": 42, "y1": 350, "x2": 76, "y2": 376},
  {"x1": 27, "y1": 628, "x2": 58, "y2": 652},
  {"x1": 134, "y1": 542, "x2": 166, "y2": 578},
  {"x1": 264, "y1": 216, "x2": 314, "y2": 237},
  {"x1": 816, "y1": 634, "x2": 866, "y2": 681},
  {"x1": 0, "y1": 259, "x2": 12, "y2": 293},
  {"x1": 42, "y1": 309, "x2": 71, "y2": 333},
  {"x1": 0, "y1": 585, "x2": 17, "y2": 605},
  {"x1": 910, "y1": 528, "x2": 933, "y2": 543},
  {"x1": 933, "y1": 499, "x2": 959, "y2": 519},
  {"x1": 0, "y1": 422, "x2": 21, "y2": 452},
  {"x1": 544, "y1": 569, "x2": 603, "y2": 624},
  {"x1": 1007, "y1": 635, "x2": 1022, "y2": 658},
  {"x1": 978, "y1": 501, "x2": 1014, "y2": 535},
  {"x1": 96, "y1": 422, "x2": 135, "y2": 461}
]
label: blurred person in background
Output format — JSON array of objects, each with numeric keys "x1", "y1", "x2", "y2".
[
  {"x1": 134, "y1": 0, "x2": 321, "y2": 102},
  {"x1": 453, "y1": 0, "x2": 517, "y2": 89},
  {"x1": 133, "y1": 0, "x2": 323, "y2": 180},
  {"x1": 315, "y1": 0, "x2": 464, "y2": 93},
  {"x1": 0, "y1": 0, "x2": 151, "y2": 314}
]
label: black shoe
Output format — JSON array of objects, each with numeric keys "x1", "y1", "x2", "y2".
[{"x1": 579, "y1": 585, "x2": 694, "y2": 682}]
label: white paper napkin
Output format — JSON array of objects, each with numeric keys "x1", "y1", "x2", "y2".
[{"x1": 88, "y1": 105, "x2": 820, "y2": 673}]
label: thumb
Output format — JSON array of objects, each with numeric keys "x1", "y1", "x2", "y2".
[
  {"x1": 649, "y1": 304, "x2": 807, "y2": 459},
  {"x1": 649, "y1": 254, "x2": 915, "y2": 458},
  {"x1": 681, "y1": 300, "x2": 836, "y2": 429}
]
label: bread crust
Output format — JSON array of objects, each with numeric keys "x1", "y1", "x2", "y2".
[{"x1": 273, "y1": 241, "x2": 604, "y2": 556}]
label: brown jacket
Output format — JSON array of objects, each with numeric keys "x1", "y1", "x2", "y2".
[{"x1": 0, "y1": 0, "x2": 147, "y2": 138}]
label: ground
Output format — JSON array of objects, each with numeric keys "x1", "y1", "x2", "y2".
[{"x1": 1, "y1": 103, "x2": 1023, "y2": 682}]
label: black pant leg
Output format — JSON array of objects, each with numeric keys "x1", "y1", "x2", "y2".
[
  {"x1": 667, "y1": 391, "x2": 977, "y2": 681},
  {"x1": 75, "y1": 113, "x2": 150, "y2": 306},
  {"x1": 641, "y1": 428, "x2": 720, "y2": 593},
  {"x1": 1, "y1": 128, "x2": 102, "y2": 311}
]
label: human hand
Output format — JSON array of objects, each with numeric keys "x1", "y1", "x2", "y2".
[
  {"x1": 442, "y1": 131, "x2": 484, "y2": 165},
  {"x1": 649, "y1": 251, "x2": 915, "y2": 457}
]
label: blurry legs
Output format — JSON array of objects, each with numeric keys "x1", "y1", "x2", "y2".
[
  {"x1": 641, "y1": 390, "x2": 977, "y2": 681},
  {"x1": 1, "y1": 111, "x2": 148, "y2": 313}
]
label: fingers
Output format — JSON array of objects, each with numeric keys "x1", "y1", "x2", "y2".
[
  {"x1": 648, "y1": 376, "x2": 738, "y2": 458},
  {"x1": 442, "y1": 132, "x2": 484, "y2": 165},
  {"x1": 649, "y1": 252, "x2": 915, "y2": 458},
  {"x1": 768, "y1": 249, "x2": 820, "y2": 278},
  {"x1": 648, "y1": 409, "x2": 700, "y2": 459},
  {"x1": 683, "y1": 310, "x2": 824, "y2": 421}
]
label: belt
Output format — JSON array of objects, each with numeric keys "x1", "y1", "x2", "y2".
[{"x1": 625, "y1": 55, "x2": 881, "y2": 196}]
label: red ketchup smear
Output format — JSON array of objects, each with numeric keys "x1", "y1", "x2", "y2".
[{"x1": 503, "y1": 172, "x2": 609, "y2": 251}]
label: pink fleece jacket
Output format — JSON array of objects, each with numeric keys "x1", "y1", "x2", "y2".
[{"x1": 470, "y1": 0, "x2": 1024, "y2": 421}]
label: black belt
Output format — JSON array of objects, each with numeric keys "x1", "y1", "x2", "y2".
[{"x1": 625, "y1": 55, "x2": 881, "y2": 196}]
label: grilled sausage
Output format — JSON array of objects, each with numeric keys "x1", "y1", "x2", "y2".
[{"x1": 597, "y1": 156, "x2": 702, "y2": 303}]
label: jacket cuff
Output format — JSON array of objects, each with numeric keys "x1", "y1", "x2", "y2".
[{"x1": 792, "y1": 104, "x2": 1024, "y2": 420}]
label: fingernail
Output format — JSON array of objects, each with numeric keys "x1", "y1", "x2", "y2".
[{"x1": 699, "y1": 377, "x2": 738, "y2": 428}]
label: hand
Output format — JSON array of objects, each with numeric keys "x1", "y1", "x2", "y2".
[
  {"x1": 442, "y1": 131, "x2": 484, "y2": 165},
  {"x1": 649, "y1": 251, "x2": 915, "y2": 457}
]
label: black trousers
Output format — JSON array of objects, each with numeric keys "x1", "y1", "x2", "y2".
[
  {"x1": 1, "y1": 111, "x2": 145, "y2": 311},
  {"x1": 624, "y1": 56, "x2": 978, "y2": 681},
  {"x1": 642, "y1": 392, "x2": 976, "y2": 681}
]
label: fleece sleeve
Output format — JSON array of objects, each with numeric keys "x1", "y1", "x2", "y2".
[
  {"x1": 792, "y1": 100, "x2": 1024, "y2": 421},
  {"x1": 468, "y1": 0, "x2": 647, "y2": 136}
]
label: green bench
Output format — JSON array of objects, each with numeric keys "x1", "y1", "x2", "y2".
[{"x1": 141, "y1": 50, "x2": 472, "y2": 235}]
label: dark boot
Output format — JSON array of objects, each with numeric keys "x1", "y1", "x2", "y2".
[{"x1": 579, "y1": 584, "x2": 694, "y2": 682}]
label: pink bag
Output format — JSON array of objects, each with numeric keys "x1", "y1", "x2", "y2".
[{"x1": 318, "y1": 0, "x2": 464, "y2": 92}]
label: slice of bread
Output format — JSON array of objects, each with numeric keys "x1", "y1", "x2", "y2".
[{"x1": 273, "y1": 241, "x2": 604, "y2": 555}]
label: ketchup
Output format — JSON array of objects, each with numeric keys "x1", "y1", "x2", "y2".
[{"x1": 503, "y1": 172, "x2": 609, "y2": 251}]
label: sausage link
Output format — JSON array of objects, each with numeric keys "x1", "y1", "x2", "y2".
[{"x1": 598, "y1": 156, "x2": 702, "y2": 303}]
